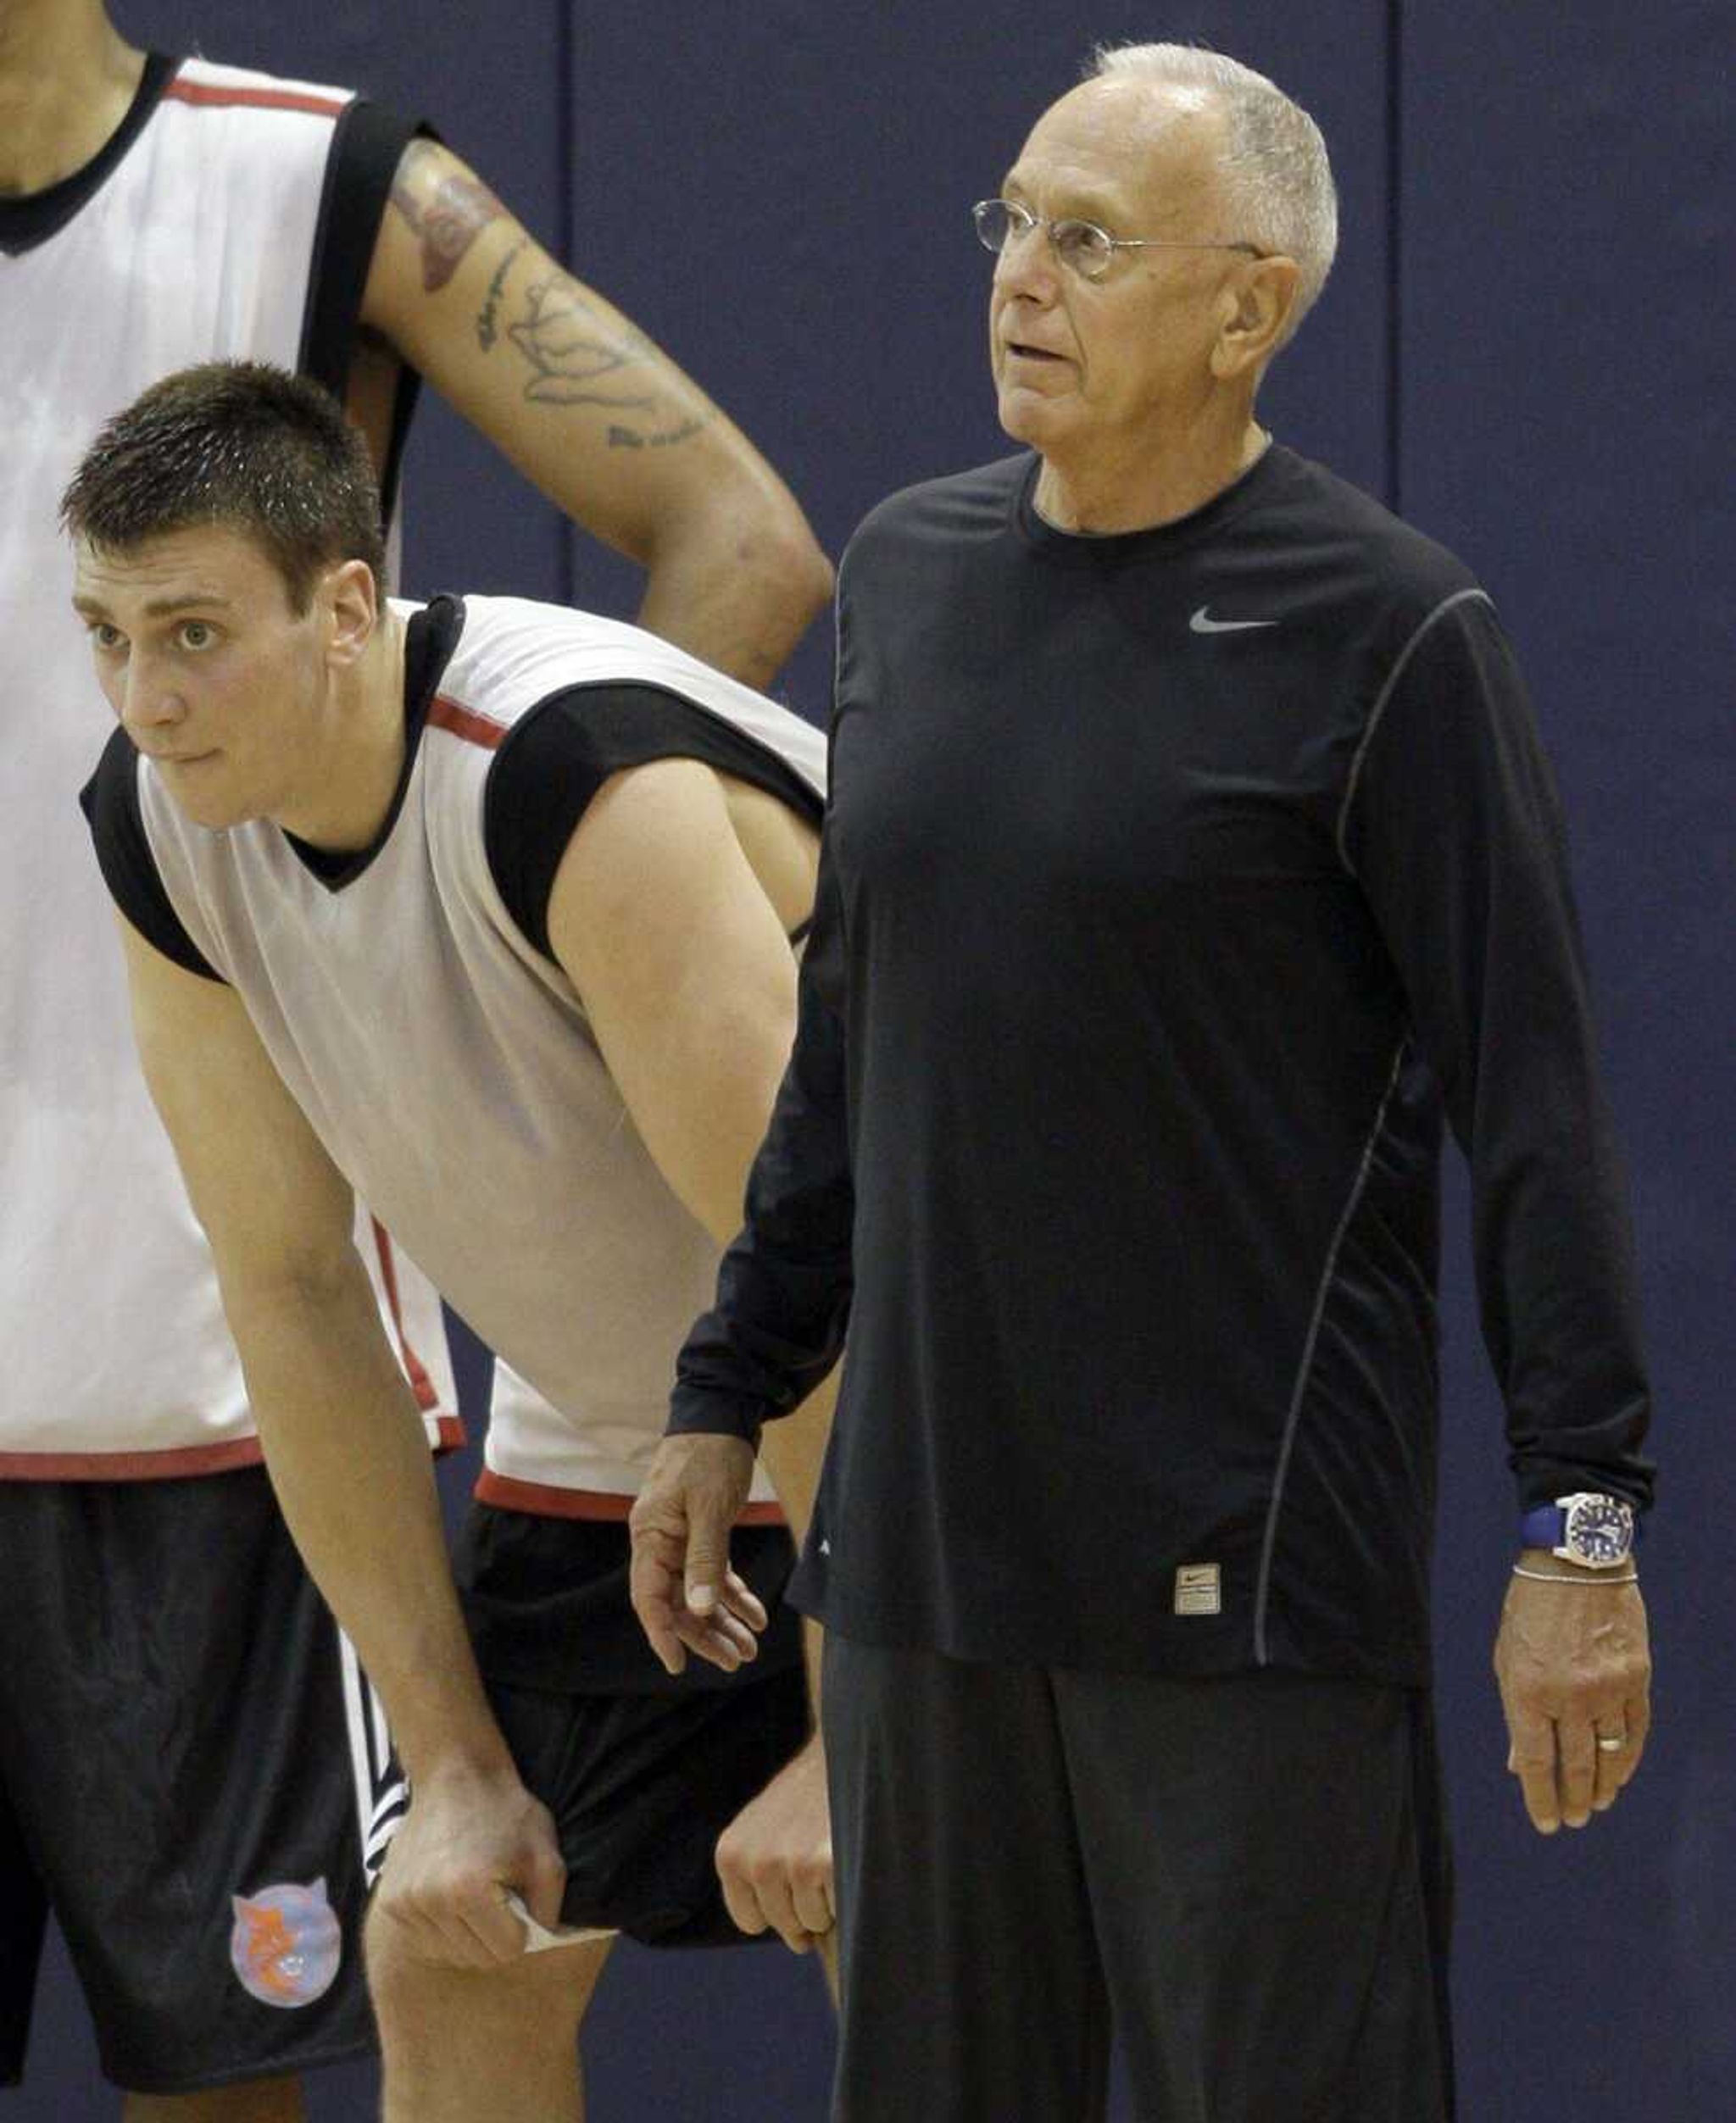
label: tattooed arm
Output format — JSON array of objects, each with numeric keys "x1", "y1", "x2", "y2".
[{"x1": 361, "y1": 139, "x2": 831, "y2": 688}]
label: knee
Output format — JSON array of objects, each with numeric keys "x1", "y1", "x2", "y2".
[
  {"x1": 362, "y1": 1896, "x2": 491, "y2": 2045},
  {"x1": 363, "y1": 1895, "x2": 606, "y2": 2057},
  {"x1": 360, "y1": 1892, "x2": 425, "y2": 2038}
]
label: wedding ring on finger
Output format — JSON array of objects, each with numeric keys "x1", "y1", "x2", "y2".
[{"x1": 1596, "y1": 1734, "x2": 1627, "y2": 1753}]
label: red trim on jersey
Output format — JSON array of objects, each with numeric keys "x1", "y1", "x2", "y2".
[
  {"x1": 163, "y1": 78, "x2": 348, "y2": 119},
  {"x1": 0, "y1": 1414, "x2": 463, "y2": 1482},
  {"x1": 428, "y1": 696, "x2": 509, "y2": 752},
  {"x1": 0, "y1": 1437, "x2": 267, "y2": 1481},
  {"x1": 474, "y1": 1468, "x2": 788, "y2": 1526},
  {"x1": 370, "y1": 1219, "x2": 441, "y2": 1412}
]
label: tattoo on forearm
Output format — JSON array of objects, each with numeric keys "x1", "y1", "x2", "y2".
[
  {"x1": 506, "y1": 275, "x2": 656, "y2": 407},
  {"x1": 606, "y1": 417, "x2": 706, "y2": 451},
  {"x1": 390, "y1": 140, "x2": 507, "y2": 294},
  {"x1": 476, "y1": 238, "x2": 529, "y2": 350},
  {"x1": 496, "y1": 271, "x2": 721, "y2": 447}
]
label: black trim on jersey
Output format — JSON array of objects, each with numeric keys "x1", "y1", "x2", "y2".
[
  {"x1": 483, "y1": 685, "x2": 827, "y2": 963},
  {"x1": 299, "y1": 101, "x2": 431, "y2": 523},
  {"x1": 79, "y1": 728, "x2": 221, "y2": 981},
  {"x1": 0, "y1": 53, "x2": 176, "y2": 255},
  {"x1": 287, "y1": 595, "x2": 466, "y2": 886}
]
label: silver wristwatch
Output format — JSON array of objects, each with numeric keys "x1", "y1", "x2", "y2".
[{"x1": 1518, "y1": 1492, "x2": 1637, "y2": 1569}]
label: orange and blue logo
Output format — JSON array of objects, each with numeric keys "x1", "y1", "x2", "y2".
[{"x1": 229, "y1": 1879, "x2": 342, "y2": 2009}]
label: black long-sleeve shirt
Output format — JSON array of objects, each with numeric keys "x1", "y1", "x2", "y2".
[{"x1": 670, "y1": 443, "x2": 1653, "y2": 1685}]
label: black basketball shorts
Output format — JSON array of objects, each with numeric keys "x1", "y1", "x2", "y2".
[
  {"x1": 0, "y1": 1466, "x2": 395, "y2": 2095},
  {"x1": 453, "y1": 1503, "x2": 811, "y2": 1948}
]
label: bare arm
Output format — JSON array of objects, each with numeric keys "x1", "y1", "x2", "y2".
[
  {"x1": 117, "y1": 917, "x2": 563, "y2": 1965},
  {"x1": 549, "y1": 754, "x2": 834, "y2": 1567},
  {"x1": 362, "y1": 138, "x2": 832, "y2": 686},
  {"x1": 551, "y1": 759, "x2": 836, "y2": 1949},
  {"x1": 548, "y1": 758, "x2": 804, "y2": 1245}
]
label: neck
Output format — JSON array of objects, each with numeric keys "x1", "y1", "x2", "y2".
[
  {"x1": 0, "y1": 2, "x2": 143, "y2": 196},
  {"x1": 1033, "y1": 401, "x2": 1270, "y2": 536},
  {"x1": 283, "y1": 609, "x2": 411, "y2": 853}
]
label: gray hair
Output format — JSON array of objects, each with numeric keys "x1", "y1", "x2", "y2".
[{"x1": 1090, "y1": 42, "x2": 1338, "y2": 345}]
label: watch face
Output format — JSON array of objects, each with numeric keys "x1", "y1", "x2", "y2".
[{"x1": 1563, "y1": 1494, "x2": 1634, "y2": 1565}]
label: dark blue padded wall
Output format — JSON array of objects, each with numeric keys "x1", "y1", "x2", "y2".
[
  {"x1": 17, "y1": 5, "x2": 1725, "y2": 2119},
  {"x1": 1401, "y1": 7, "x2": 1734, "y2": 2118}
]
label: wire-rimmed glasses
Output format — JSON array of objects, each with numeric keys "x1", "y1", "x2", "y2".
[{"x1": 972, "y1": 197, "x2": 1264, "y2": 282}]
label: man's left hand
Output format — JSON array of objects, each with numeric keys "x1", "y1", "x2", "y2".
[
  {"x1": 715, "y1": 1734, "x2": 835, "y2": 1952},
  {"x1": 1493, "y1": 1557, "x2": 1651, "y2": 1833}
]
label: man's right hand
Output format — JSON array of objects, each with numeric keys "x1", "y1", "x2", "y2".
[
  {"x1": 629, "y1": 1432, "x2": 765, "y2": 1674},
  {"x1": 374, "y1": 1758, "x2": 568, "y2": 1968}
]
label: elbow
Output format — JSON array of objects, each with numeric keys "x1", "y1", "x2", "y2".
[
  {"x1": 779, "y1": 518, "x2": 836, "y2": 630},
  {"x1": 708, "y1": 453, "x2": 833, "y2": 626},
  {"x1": 633, "y1": 453, "x2": 834, "y2": 687},
  {"x1": 215, "y1": 1237, "x2": 362, "y2": 1338},
  {"x1": 650, "y1": 498, "x2": 834, "y2": 688},
  {"x1": 734, "y1": 498, "x2": 834, "y2": 640}
]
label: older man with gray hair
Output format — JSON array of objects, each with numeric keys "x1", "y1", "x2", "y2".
[{"x1": 632, "y1": 42, "x2": 1655, "y2": 2120}]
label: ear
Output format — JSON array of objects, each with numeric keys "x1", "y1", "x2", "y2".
[
  {"x1": 320, "y1": 559, "x2": 379, "y2": 671},
  {"x1": 1210, "y1": 254, "x2": 1302, "y2": 380}
]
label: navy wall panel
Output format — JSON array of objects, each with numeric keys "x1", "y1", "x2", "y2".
[{"x1": 1401, "y1": 7, "x2": 1734, "y2": 2120}]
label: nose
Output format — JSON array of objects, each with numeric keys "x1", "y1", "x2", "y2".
[
  {"x1": 117, "y1": 653, "x2": 186, "y2": 737},
  {"x1": 993, "y1": 216, "x2": 1060, "y2": 303}
]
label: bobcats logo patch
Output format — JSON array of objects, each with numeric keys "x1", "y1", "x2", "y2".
[{"x1": 230, "y1": 1879, "x2": 342, "y2": 2008}]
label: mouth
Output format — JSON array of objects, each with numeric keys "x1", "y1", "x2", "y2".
[
  {"x1": 1004, "y1": 341, "x2": 1066, "y2": 364},
  {"x1": 151, "y1": 749, "x2": 219, "y2": 769}
]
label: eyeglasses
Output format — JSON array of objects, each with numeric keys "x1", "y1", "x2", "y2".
[{"x1": 971, "y1": 197, "x2": 1263, "y2": 283}]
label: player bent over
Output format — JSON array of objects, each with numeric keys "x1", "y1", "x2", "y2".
[{"x1": 69, "y1": 361, "x2": 837, "y2": 2123}]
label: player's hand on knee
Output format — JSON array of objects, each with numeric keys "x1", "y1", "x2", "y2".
[
  {"x1": 630, "y1": 1434, "x2": 765, "y2": 1676},
  {"x1": 715, "y1": 1734, "x2": 835, "y2": 1953},
  {"x1": 376, "y1": 1760, "x2": 567, "y2": 1968}
]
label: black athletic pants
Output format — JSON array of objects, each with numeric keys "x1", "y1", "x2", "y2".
[{"x1": 822, "y1": 1638, "x2": 1454, "y2": 2123}]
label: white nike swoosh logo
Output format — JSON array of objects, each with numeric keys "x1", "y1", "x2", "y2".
[{"x1": 1190, "y1": 606, "x2": 1278, "y2": 634}]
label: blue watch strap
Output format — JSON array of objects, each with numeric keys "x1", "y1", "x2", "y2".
[
  {"x1": 1518, "y1": 1496, "x2": 1641, "y2": 1553},
  {"x1": 1519, "y1": 1503, "x2": 1566, "y2": 1548}
]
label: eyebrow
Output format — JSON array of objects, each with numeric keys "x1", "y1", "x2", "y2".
[
  {"x1": 71, "y1": 592, "x2": 234, "y2": 620},
  {"x1": 1001, "y1": 170, "x2": 1128, "y2": 226}
]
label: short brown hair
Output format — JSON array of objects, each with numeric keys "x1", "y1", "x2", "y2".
[{"x1": 60, "y1": 361, "x2": 387, "y2": 611}]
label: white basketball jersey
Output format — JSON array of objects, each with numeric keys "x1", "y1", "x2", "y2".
[
  {"x1": 136, "y1": 596, "x2": 827, "y2": 1504},
  {"x1": 0, "y1": 58, "x2": 454, "y2": 1471}
]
